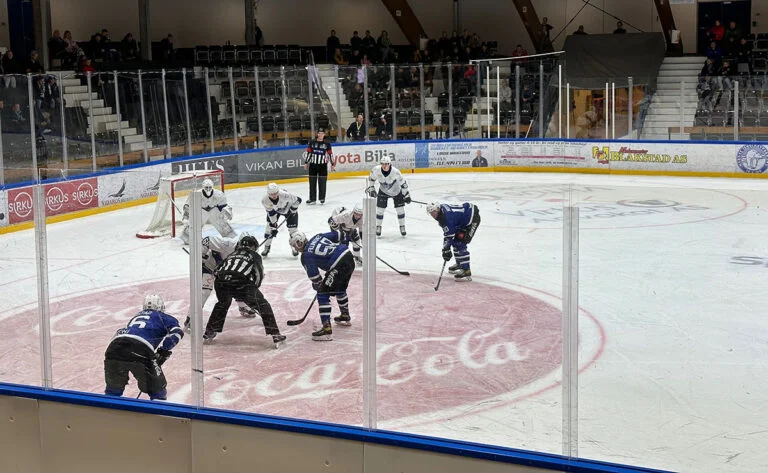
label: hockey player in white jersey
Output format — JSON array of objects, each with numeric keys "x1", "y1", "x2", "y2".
[
  {"x1": 366, "y1": 156, "x2": 411, "y2": 236},
  {"x1": 328, "y1": 203, "x2": 363, "y2": 265},
  {"x1": 183, "y1": 234, "x2": 258, "y2": 330},
  {"x1": 179, "y1": 178, "x2": 235, "y2": 244},
  {"x1": 261, "y1": 182, "x2": 302, "y2": 257}
]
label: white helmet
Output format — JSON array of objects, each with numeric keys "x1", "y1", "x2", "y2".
[
  {"x1": 426, "y1": 202, "x2": 441, "y2": 218},
  {"x1": 380, "y1": 156, "x2": 392, "y2": 165},
  {"x1": 267, "y1": 182, "x2": 279, "y2": 197},
  {"x1": 353, "y1": 203, "x2": 363, "y2": 217},
  {"x1": 202, "y1": 178, "x2": 214, "y2": 198},
  {"x1": 143, "y1": 294, "x2": 165, "y2": 312},
  {"x1": 289, "y1": 231, "x2": 308, "y2": 252}
]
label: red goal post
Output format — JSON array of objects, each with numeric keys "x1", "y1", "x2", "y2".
[{"x1": 136, "y1": 170, "x2": 225, "y2": 239}]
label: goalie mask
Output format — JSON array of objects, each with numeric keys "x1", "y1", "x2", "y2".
[
  {"x1": 143, "y1": 294, "x2": 165, "y2": 312},
  {"x1": 202, "y1": 178, "x2": 215, "y2": 198}
]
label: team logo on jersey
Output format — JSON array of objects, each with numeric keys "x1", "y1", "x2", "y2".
[{"x1": 736, "y1": 144, "x2": 768, "y2": 173}]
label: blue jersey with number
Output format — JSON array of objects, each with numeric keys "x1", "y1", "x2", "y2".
[
  {"x1": 113, "y1": 309, "x2": 184, "y2": 353},
  {"x1": 438, "y1": 202, "x2": 474, "y2": 241},
  {"x1": 300, "y1": 231, "x2": 351, "y2": 281}
]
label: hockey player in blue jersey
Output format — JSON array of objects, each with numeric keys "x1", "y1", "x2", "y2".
[
  {"x1": 427, "y1": 202, "x2": 481, "y2": 281},
  {"x1": 289, "y1": 230, "x2": 355, "y2": 341},
  {"x1": 104, "y1": 294, "x2": 184, "y2": 400}
]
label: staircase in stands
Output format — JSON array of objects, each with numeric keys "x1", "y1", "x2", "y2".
[
  {"x1": 639, "y1": 56, "x2": 706, "y2": 141},
  {"x1": 59, "y1": 73, "x2": 154, "y2": 153}
]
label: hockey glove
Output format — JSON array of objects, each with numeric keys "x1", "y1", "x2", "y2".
[
  {"x1": 156, "y1": 349, "x2": 172, "y2": 366},
  {"x1": 404, "y1": 194, "x2": 412, "y2": 204},
  {"x1": 222, "y1": 205, "x2": 233, "y2": 221},
  {"x1": 328, "y1": 218, "x2": 340, "y2": 230},
  {"x1": 311, "y1": 276, "x2": 323, "y2": 292},
  {"x1": 442, "y1": 247, "x2": 453, "y2": 262},
  {"x1": 366, "y1": 186, "x2": 376, "y2": 198},
  {"x1": 348, "y1": 228, "x2": 360, "y2": 242}
]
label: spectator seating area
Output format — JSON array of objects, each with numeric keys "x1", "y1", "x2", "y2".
[{"x1": 194, "y1": 45, "x2": 308, "y2": 67}]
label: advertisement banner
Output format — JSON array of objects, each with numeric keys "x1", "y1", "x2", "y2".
[
  {"x1": 734, "y1": 143, "x2": 768, "y2": 174},
  {"x1": 332, "y1": 143, "x2": 416, "y2": 172},
  {"x1": 418, "y1": 141, "x2": 493, "y2": 169},
  {"x1": 8, "y1": 177, "x2": 99, "y2": 224},
  {"x1": 0, "y1": 190, "x2": 7, "y2": 227},
  {"x1": 237, "y1": 149, "x2": 307, "y2": 183},
  {"x1": 494, "y1": 140, "x2": 599, "y2": 169},
  {"x1": 98, "y1": 164, "x2": 171, "y2": 207},
  {"x1": 172, "y1": 154, "x2": 240, "y2": 184}
]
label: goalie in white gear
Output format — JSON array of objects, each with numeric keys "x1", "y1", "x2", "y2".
[
  {"x1": 183, "y1": 234, "x2": 259, "y2": 331},
  {"x1": 179, "y1": 178, "x2": 235, "y2": 244},
  {"x1": 366, "y1": 156, "x2": 411, "y2": 236},
  {"x1": 261, "y1": 183, "x2": 302, "y2": 257},
  {"x1": 328, "y1": 203, "x2": 363, "y2": 265}
]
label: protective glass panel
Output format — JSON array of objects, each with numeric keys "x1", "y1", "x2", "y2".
[
  {"x1": 164, "y1": 70, "x2": 191, "y2": 158},
  {"x1": 1, "y1": 74, "x2": 35, "y2": 183},
  {"x1": 576, "y1": 178, "x2": 768, "y2": 472},
  {"x1": 90, "y1": 71, "x2": 121, "y2": 167},
  {"x1": 141, "y1": 71, "x2": 171, "y2": 159},
  {"x1": 375, "y1": 171, "x2": 564, "y2": 455},
  {"x1": 340, "y1": 65, "x2": 363, "y2": 142},
  {"x1": 368, "y1": 65, "x2": 389, "y2": 142}
]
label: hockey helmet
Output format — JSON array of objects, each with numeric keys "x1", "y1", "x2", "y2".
[
  {"x1": 426, "y1": 202, "x2": 441, "y2": 219},
  {"x1": 380, "y1": 156, "x2": 392, "y2": 166},
  {"x1": 237, "y1": 234, "x2": 259, "y2": 252},
  {"x1": 143, "y1": 294, "x2": 165, "y2": 311},
  {"x1": 289, "y1": 231, "x2": 308, "y2": 252},
  {"x1": 202, "y1": 178, "x2": 215, "y2": 198},
  {"x1": 353, "y1": 203, "x2": 363, "y2": 218},
  {"x1": 267, "y1": 182, "x2": 279, "y2": 198}
]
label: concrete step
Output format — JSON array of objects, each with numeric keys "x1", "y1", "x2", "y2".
[
  {"x1": 80, "y1": 99, "x2": 105, "y2": 109},
  {"x1": 63, "y1": 85, "x2": 88, "y2": 94},
  {"x1": 662, "y1": 56, "x2": 706, "y2": 65},
  {"x1": 658, "y1": 70, "x2": 702, "y2": 78},
  {"x1": 87, "y1": 114, "x2": 120, "y2": 125},
  {"x1": 123, "y1": 133, "x2": 146, "y2": 144},
  {"x1": 128, "y1": 141, "x2": 152, "y2": 152},
  {"x1": 88, "y1": 107, "x2": 114, "y2": 116},
  {"x1": 60, "y1": 78, "x2": 82, "y2": 87}
]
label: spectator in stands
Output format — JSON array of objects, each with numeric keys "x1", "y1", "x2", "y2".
[
  {"x1": 705, "y1": 41, "x2": 722, "y2": 64},
  {"x1": 63, "y1": 30, "x2": 84, "y2": 65},
  {"x1": 89, "y1": 32, "x2": 106, "y2": 60},
  {"x1": 573, "y1": 25, "x2": 587, "y2": 35},
  {"x1": 461, "y1": 29, "x2": 472, "y2": 48},
  {"x1": 362, "y1": 30, "x2": 376, "y2": 59},
  {"x1": 375, "y1": 114, "x2": 391, "y2": 140},
  {"x1": 100, "y1": 29, "x2": 120, "y2": 62},
  {"x1": 696, "y1": 77, "x2": 713, "y2": 103},
  {"x1": 613, "y1": 21, "x2": 626, "y2": 34},
  {"x1": 463, "y1": 65, "x2": 477, "y2": 88},
  {"x1": 708, "y1": 20, "x2": 725, "y2": 43},
  {"x1": 347, "y1": 113, "x2": 366, "y2": 141},
  {"x1": 82, "y1": 57, "x2": 96, "y2": 75},
  {"x1": 48, "y1": 30, "x2": 67, "y2": 61},
  {"x1": 350, "y1": 31, "x2": 362, "y2": 52},
  {"x1": 700, "y1": 57, "x2": 718, "y2": 78},
  {"x1": 512, "y1": 44, "x2": 527, "y2": 58},
  {"x1": 378, "y1": 30, "x2": 393, "y2": 62},
  {"x1": 521, "y1": 85, "x2": 534, "y2": 105},
  {"x1": 255, "y1": 21, "x2": 264, "y2": 46},
  {"x1": 723, "y1": 35, "x2": 739, "y2": 58},
  {"x1": 349, "y1": 48, "x2": 361, "y2": 65},
  {"x1": 724, "y1": 20, "x2": 741, "y2": 43},
  {"x1": 541, "y1": 17, "x2": 554, "y2": 42},
  {"x1": 45, "y1": 76, "x2": 60, "y2": 110},
  {"x1": 2, "y1": 50, "x2": 20, "y2": 88},
  {"x1": 121, "y1": 33, "x2": 139, "y2": 61},
  {"x1": 500, "y1": 79, "x2": 512, "y2": 105},
  {"x1": 349, "y1": 83, "x2": 363, "y2": 108},
  {"x1": 9, "y1": 103, "x2": 27, "y2": 131},
  {"x1": 718, "y1": 60, "x2": 735, "y2": 89},
  {"x1": 327, "y1": 29, "x2": 341, "y2": 62},
  {"x1": 27, "y1": 50, "x2": 45, "y2": 74},
  {"x1": 160, "y1": 34, "x2": 175, "y2": 62},
  {"x1": 438, "y1": 31, "x2": 451, "y2": 57},
  {"x1": 333, "y1": 48, "x2": 348, "y2": 65},
  {"x1": 737, "y1": 37, "x2": 753, "y2": 73}
]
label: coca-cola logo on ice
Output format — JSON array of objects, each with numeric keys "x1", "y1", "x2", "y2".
[{"x1": 0, "y1": 270, "x2": 604, "y2": 426}]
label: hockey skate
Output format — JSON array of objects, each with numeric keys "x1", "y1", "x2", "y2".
[
  {"x1": 400, "y1": 225, "x2": 407, "y2": 236},
  {"x1": 203, "y1": 329, "x2": 218, "y2": 342},
  {"x1": 333, "y1": 313, "x2": 352, "y2": 326},
  {"x1": 261, "y1": 245, "x2": 271, "y2": 257},
  {"x1": 307, "y1": 200, "x2": 317, "y2": 205},
  {"x1": 376, "y1": 225, "x2": 382, "y2": 236},
  {"x1": 239, "y1": 306, "x2": 258, "y2": 318},
  {"x1": 320, "y1": 200, "x2": 325, "y2": 205},
  {"x1": 272, "y1": 334, "x2": 287, "y2": 349},
  {"x1": 448, "y1": 263, "x2": 461, "y2": 274},
  {"x1": 312, "y1": 323, "x2": 333, "y2": 341},
  {"x1": 453, "y1": 269, "x2": 472, "y2": 281},
  {"x1": 183, "y1": 316, "x2": 191, "y2": 331}
]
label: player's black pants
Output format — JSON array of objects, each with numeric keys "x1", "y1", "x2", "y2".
[
  {"x1": 104, "y1": 337, "x2": 167, "y2": 400},
  {"x1": 308, "y1": 162, "x2": 328, "y2": 202},
  {"x1": 207, "y1": 279, "x2": 280, "y2": 336}
]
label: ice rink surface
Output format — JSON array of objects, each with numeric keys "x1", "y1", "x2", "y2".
[{"x1": 1, "y1": 171, "x2": 768, "y2": 473}]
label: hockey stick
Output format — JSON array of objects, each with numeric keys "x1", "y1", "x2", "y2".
[
  {"x1": 376, "y1": 255, "x2": 410, "y2": 276},
  {"x1": 434, "y1": 261, "x2": 447, "y2": 291},
  {"x1": 286, "y1": 294, "x2": 317, "y2": 326},
  {"x1": 259, "y1": 216, "x2": 289, "y2": 247},
  {"x1": 411, "y1": 199, "x2": 428, "y2": 205}
]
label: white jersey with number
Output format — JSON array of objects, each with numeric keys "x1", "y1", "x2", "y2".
[
  {"x1": 202, "y1": 235, "x2": 238, "y2": 273},
  {"x1": 261, "y1": 189, "x2": 301, "y2": 224},
  {"x1": 330, "y1": 206, "x2": 363, "y2": 232},
  {"x1": 367, "y1": 165, "x2": 408, "y2": 197}
]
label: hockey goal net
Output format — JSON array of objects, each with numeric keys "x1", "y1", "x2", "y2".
[{"x1": 136, "y1": 170, "x2": 225, "y2": 239}]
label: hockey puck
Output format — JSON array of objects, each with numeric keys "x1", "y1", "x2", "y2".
[{"x1": 0, "y1": 212, "x2": 4, "y2": 221}]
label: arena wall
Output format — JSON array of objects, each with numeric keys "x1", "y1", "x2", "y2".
[{"x1": 1, "y1": 138, "x2": 767, "y2": 231}]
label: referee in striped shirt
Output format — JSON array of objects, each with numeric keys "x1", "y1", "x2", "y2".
[{"x1": 303, "y1": 128, "x2": 335, "y2": 204}]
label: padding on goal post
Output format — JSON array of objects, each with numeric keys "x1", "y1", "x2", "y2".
[{"x1": 136, "y1": 170, "x2": 224, "y2": 239}]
